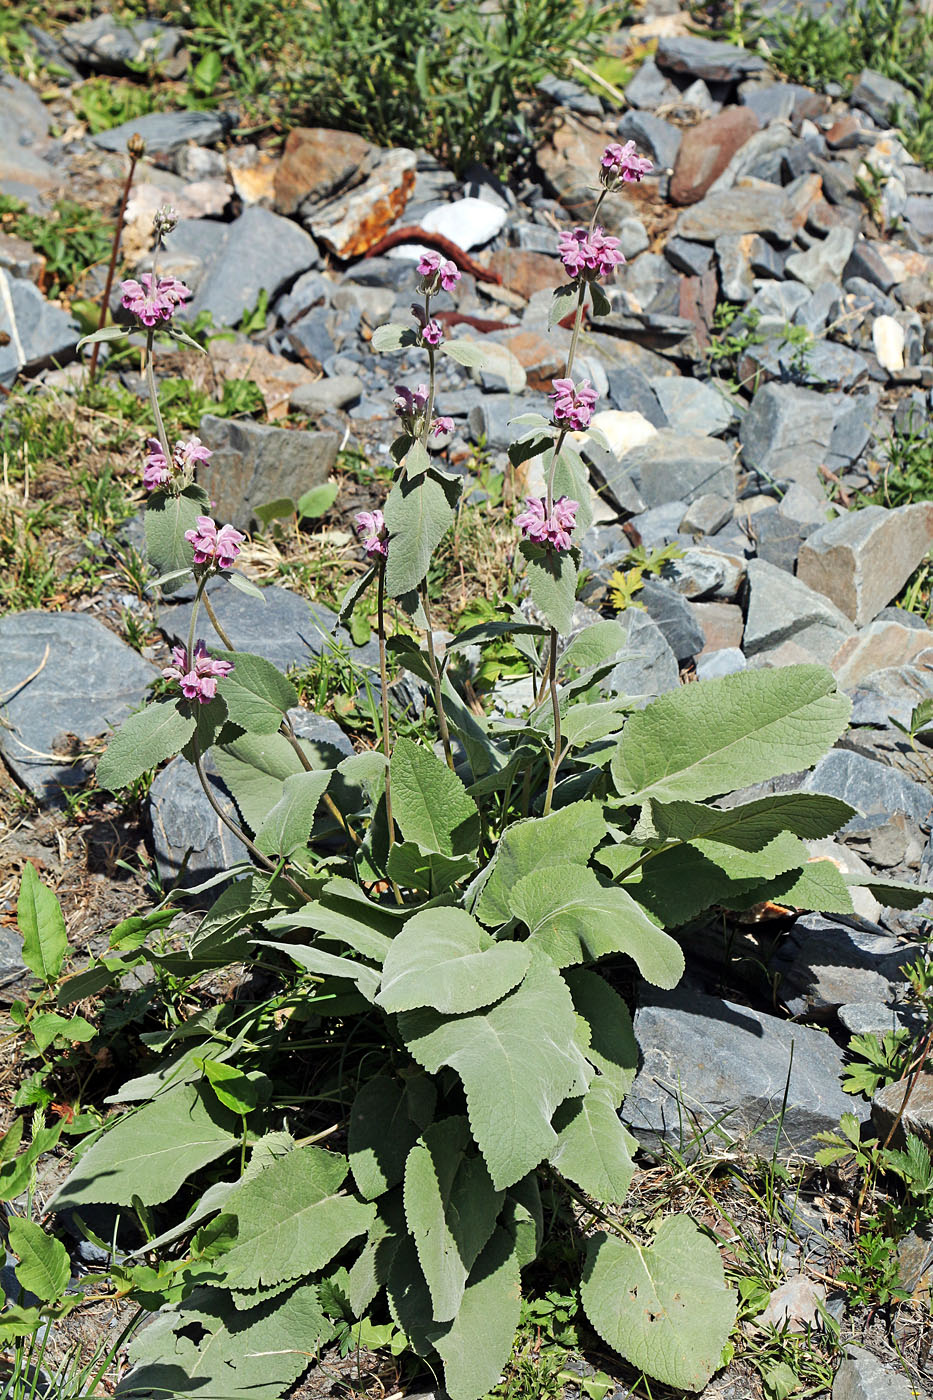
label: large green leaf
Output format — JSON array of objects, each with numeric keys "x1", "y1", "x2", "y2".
[
  {"x1": 54, "y1": 1084, "x2": 237, "y2": 1209},
  {"x1": 615, "y1": 831, "x2": 809, "y2": 927},
  {"x1": 847, "y1": 875, "x2": 933, "y2": 910},
  {"x1": 751, "y1": 856, "x2": 854, "y2": 915},
  {"x1": 377, "y1": 907, "x2": 531, "y2": 1015},
  {"x1": 97, "y1": 701, "x2": 196, "y2": 791},
  {"x1": 267, "y1": 877, "x2": 394, "y2": 962},
  {"x1": 558, "y1": 620, "x2": 627, "y2": 676},
  {"x1": 519, "y1": 539, "x2": 577, "y2": 636},
  {"x1": 125, "y1": 1283, "x2": 330, "y2": 1400},
  {"x1": 212, "y1": 652, "x2": 298, "y2": 735},
  {"x1": 509, "y1": 866, "x2": 683, "y2": 987},
  {"x1": 220, "y1": 1146, "x2": 375, "y2": 1290},
  {"x1": 404, "y1": 1117, "x2": 504, "y2": 1323},
  {"x1": 611, "y1": 665, "x2": 850, "y2": 803},
  {"x1": 213, "y1": 732, "x2": 303, "y2": 832},
  {"x1": 386, "y1": 841, "x2": 477, "y2": 895},
  {"x1": 644, "y1": 793, "x2": 856, "y2": 847},
  {"x1": 390, "y1": 736, "x2": 480, "y2": 856},
  {"x1": 8, "y1": 1217, "x2": 70, "y2": 1303},
  {"x1": 551, "y1": 1082, "x2": 638, "y2": 1207},
  {"x1": 475, "y1": 801, "x2": 607, "y2": 928},
  {"x1": 16, "y1": 864, "x2": 67, "y2": 983},
  {"x1": 564, "y1": 968, "x2": 638, "y2": 1107},
  {"x1": 384, "y1": 472, "x2": 460, "y2": 597},
  {"x1": 255, "y1": 769, "x2": 332, "y2": 856},
  {"x1": 399, "y1": 951, "x2": 584, "y2": 1190},
  {"x1": 258, "y1": 941, "x2": 380, "y2": 1001},
  {"x1": 581, "y1": 1218, "x2": 737, "y2": 1392},
  {"x1": 145, "y1": 484, "x2": 209, "y2": 592},
  {"x1": 348, "y1": 1074, "x2": 436, "y2": 1201},
  {"x1": 433, "y1": 1227, "x2": 523, "y2": 1400}
]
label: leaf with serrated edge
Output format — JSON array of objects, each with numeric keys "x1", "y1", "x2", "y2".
[
  {"x1": 390, "y1": 736, "x2": 480, "y2": 856},
  {"x1": 128, "y1": 1283, "x2": 330, "y2": 1400},
  {"x1": 581, "y1": 1218, "x2": 737, "y2": 1392},
  {"x1": 145, "y1": 485, "x2": 209, "y2": 594},
  {"x1": 211, "y1": 652, "x2": 297, "y2": 736},
  {"x1": 257, "y1": 941, "x2": 380, "y2": 1001},
  {"x1": 404, "y1": 1117, "x2": 503, "y2": 1323},
  {"x1": 611, "y1": 665, "x2": 850, "y2": 804},
  {"x1": 384, "y1": 473, "x2": 460, "y2": 597},
  {"x1": 551, "y1": 1082, "x2": 637, "y2": 1207},
  {"x1": 255, "y1": 769, "x2": 332, "y2": 856},
  {"x1": 564, "y1": 969, "x2": 638, "y2": 1107},
  {"x1": 434, "y1": 1226, "x2": 522, "y2": 1400},
  {"x1": 219, "y1": 1146, "x2": 375, "y2": 1290},
  {"x1": 751, "y1": 857, "x2": 853, "y2": 915},
  {"x1": 645, "y1": 793, "x2": 856, "y2": 847},
  {"x1": 97, "y1": 701, "x2": 196, "y2": 792},
  {"x1": 399, "y1": 950, "x2": 581, "y2": 1190},
  {"x1": 17, "y1": 864, "x2": 66, "y2": 983},
  {"x1": 475, "y1": 801, "x2": 607, "y2": 927},
  {"x1": 509, "y1": 866, "x2": 683, "y2": 987},
  {"x1": 386, "y1": 841, "x2": 477, "y2": 895},
  {"x1": 349, "y1": 1074, "x2": 436, "y2": 1200},
  {"x1": 520, "y1": 539, "x2": 577, "y2": 635},
  {"x1": 212, "y1": 732, "x2": 303, "y2": 833},
  {"x1": 53, "y1": 1084, "x2": 237, "y2": 1209},
  {"x1": 378, "y1": 907, "x2": 531, "y2": 1014},
  {"x1": 8, "y1": 1218, "x2": 70, "y2": 1303},
  {"x1": 847, "y1": 875, "x2": 933, "y2": 910}
]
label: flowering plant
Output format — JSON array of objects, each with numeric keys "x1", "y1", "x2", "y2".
[{"x1": 55, "y1": 141, "x2": 913, "y2": 1400}]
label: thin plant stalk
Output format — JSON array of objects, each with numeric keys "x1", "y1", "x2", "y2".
[
  {"x1": 88, "y1": 140, "x2": 141, "y2": 381},
  {"x1": 542, "y1": 625, "x2": 562, "y2": 816},
  {"x1": 377, "y1": 561, "x2": 395, "y2": 848},
  {"x1": 143, "y1": 327, "x2": 172, "y2": 470}
]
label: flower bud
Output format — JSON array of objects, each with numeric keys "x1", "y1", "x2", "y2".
[{"x1": 127, "y1": 132, "x2": 146, "y2": 159}]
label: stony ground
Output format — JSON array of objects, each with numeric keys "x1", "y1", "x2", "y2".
[{"x1": 2, "y1": 1, "x2": 933, "y2": 1398}]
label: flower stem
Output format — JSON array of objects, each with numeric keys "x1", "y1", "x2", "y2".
[
  {"x1": 193, "y1": 747, "x2": 307, "y2": 900},
  {"x1": 203, "y1": 590, "x2": 235, "y2": 650},
  {"x1": 143, "y1": 326, "x2": 172, "y2": 470},
  {"x1": 89, "y1": 148, "x2": 139, "y2": 382},
  {"x1": 377, "y1": 562, "x2": 396, "y2": 847},
  {"x1": 543, "y1": 626, "x2": 562, "y2": 816},
  {"x1": 420, "y1": 584, "x2": 455, "y2": 771},
  {"x1": 187, "y1": 574, "x2": 207, "y2": 674}
]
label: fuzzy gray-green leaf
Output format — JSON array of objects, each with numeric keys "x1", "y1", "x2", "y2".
[
  {"x1": 377, "y1": 907, "x2": 530, "y2": 1015},
  {"x1": 390, "y1": 736, "x2": 480, "y2": 856},
  {"x1": 97, "y1": 701, "x2": 196, "y2": 792},
  {"x1": 551, "y1": 1082, "x2": 638, "y2": 1206}
]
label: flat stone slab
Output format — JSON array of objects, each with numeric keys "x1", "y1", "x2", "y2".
[
  {"x1": 0, "y1": 612, "x2": 156, "y2": 802},
  {"x1": 833, "y1": 1344, "x2": 929, "y2": 1400},
  {"x1": 149, "y1": 756, "x2": 248, "y2": 888},
  {"x1": 184, "y1": 206, "x2": 320, "y2": 329},
  {"x1": 623, "y1": 984, "x2": 867, "y2": 1161},
  {"x1": 0, "y1": 272, "x2": 80, "y2": 389},
  {"x1": 604, "y1": 430, "x2": 735, "y2": 511},
  {"x1": 798, "y1": 503, "x2": 933, "y2": 625},
  {"x1": 197, "y1": 414, "x2": 339, "y2": 531},
  {"x1": 744, "y1": 558, "x2": 855, "y2": 663},
  {"x1": 158, "y1": 580, "x2": 377, "y2": 675},
  {"x1": 92, "y1": 109, "x2": 232, "y2": 154},
  {"x1": 803, "y1": 749, "x2": 932, "y2": 831}
]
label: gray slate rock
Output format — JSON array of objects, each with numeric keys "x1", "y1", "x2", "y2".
[
  {"x1": 93, "y1": 109, "x2": 232, "y2": 155},
  {"x1": 624, "y1": 59, "x2": 680, "y2": 111},
  {"x1": 60, "y1": 14, "x2": 183, "y2": 75},
  {"x1": 604, "y1": 366, "x2": 668, "y2": 427},
  {"x1": 604, "y1": 609, "x2": 681, "y2": 702},
  {"x1": 740, "y1": 383, "x2": 841, "y2": 495},
  {"x1": 680, "y1": 494, "x2": 733, "y2": 536},
  {"x1": 186, "y1": 207, "x2": 319, "y2": 327},
  {"x1": 0, "y1": 612, "x2": 156, "y2": 802},
  {"x1": 744, "y1": 557, "x2": 855, "y2": 663},
  {"x1": 0, "y1": 927, "x2": 28, "y2": 988},
  {"x1": 664, "y1": 237, "x2": 714, "y2": 277},
  {"x1": 637, "y1": 578, "x2": 706, "y2": 661},
  {"x1": 603, "y1": 431, "x2": 735, "y2": 512},
  {"x1": 654, "y1": 34, "x2": 766, "y2": 82},
  {"x1": 149, "y1": 756, "x2": 248, "y2": 888},
  {"x1": 288, "y1": 374, "x2": 363, "y2": 414},
  {"x1": 748, "y1": 504, "x2": 808, "y2": 573},
  {"x1": 0, "y1": 273, "x2": 80, "y2": 389},
  {"x1": 803, "y1": 749, "x2": 932, "y2": 831},
  {"x1": 770, "y1": 913, "x2": 907, "y2": 1021},
  {"x1": 616, "y1": 110, "x2": 682, "y2": 171},
  {"x1": 797, "y1": 503, "x2": 933, "y2": 626},
  {"x1": 833, "y1": 1344, "x2": 928, "y2": 1400},
  {"x1": 648, "y1": 377, "x2": 734, "y2": 437},
  {"x1": 158, "y1": 580, "x2": 374, "y2": 675},
  {"x1": 851, "y1": 69, "x2": 918, "y2": 126},
  {"x1": 738, "y1": 334, "x2": 869, "y2": 392},
  {"x1": 623, "y1": 984, "x2": 867, "y2": 1162},
  {"x1": 197, "y1": 414, "x2": 339, "y2": 531}
]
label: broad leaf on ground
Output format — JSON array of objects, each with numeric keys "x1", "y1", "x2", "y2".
[
  {"x1": 611, "y1": 665, "x2": 850, "y2": 803},
  {"x1": 581, "y1": 1217, "x2": 737, "y2": 1392},
  {"x1": 8, "y1": 1217, "x2": 70, "y2": 1303},
  {"x1": 643, "y1": 792, "x2": 856, "y2": 847},
  {"x1": 433, "y1": 1227, "x2": 522, "y2": 1400},
  {"x1": 403, "y1": 1117, "x2": 504, "y2": 1322},
  {"x1": 377, "y1": 907, "x2": 531, "y2": 1015},
  {"x1": 220, "y1": 1146, "x2": 375, "y2": 1290},
  {"x1": 509, "y1": 865, "x2": 683, "y2": 987},
  {"x1": 399, "y1": 951, "x2": 584, "y2": 1190},
  {"x1": 257, "y1": 941, "x2": 380, "y2": 1001},
  {"x1": 53, "y1": 1084, "x2": 238, "y2": 1209}
]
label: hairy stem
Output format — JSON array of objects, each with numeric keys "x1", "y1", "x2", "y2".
[
  {"x1": 187, "y1": 574, "x2": 207, "y2": 672},
  {"x1": 377, "y1": 562, "x2": 396, "y2": 848},
  {"x1": 203, "y1": 590, "x2": 235, "y2": 650},
  {"x1": 543, "y1": 626, "x2": 562, "y2": 816},
  {"x1": 89, "y1": 149, "x2": 139, "y2": 381},
  {"x1": 420, "y1": 585, "x2": 455, "y2": 771},
  {"x1": 193, "y1": 749, "x2": 308, "y2": 900},
  {"x1": 143, "y1": 327, "x2": 172, "y2": 470}
]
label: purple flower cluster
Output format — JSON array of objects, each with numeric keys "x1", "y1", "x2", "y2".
[
  {"x1": 417, "y1": 250, "x2": 461, "y2": 294},
  {"x1": 516, "y1": 496, "x2": 580, "y2": 553},
  {"x1": 144, "y1": 435, "x2": 212, "y2": 492},
  {"x1": 600, "y1": 140, "x2": 654, "y2": 188},
  {"x1": 558, "y1": 227, "x2": 624, "y2": 282},
  {"x1": 550, "y1": 377, "x2": 598, "y2": 432},
  {"x1": 163, "y1": 640, "x2": 233, "y2": 704},
  {"x1": 119, "y1": 273, "x2": 191, "y2": 327},
  {"x1": 355, "y1": 509, "x2": 388, "y2": 558},
  {"x1": 184, "y1": 515, "x2": 244, "y2": 570},
  {"x1": 421, "y1": 319, "x2": 444, "y2": 348}
]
